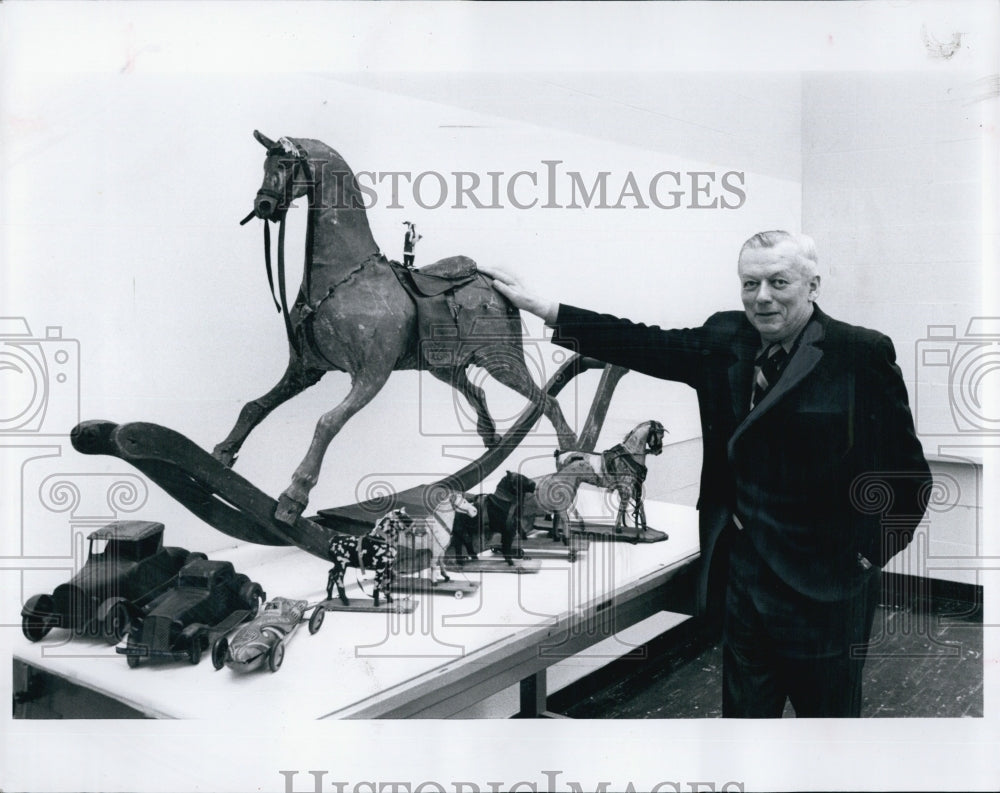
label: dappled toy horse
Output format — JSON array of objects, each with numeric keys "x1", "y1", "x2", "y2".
[
  {"x1": 213, "y1": 132, "x2": 578, "y2": 525},
  {"x1": 449, "y1": 471, "x2": 536, "y2": 565},
  {"x1": 326, "y1": 509, "x2": 411, "y2": 607}
]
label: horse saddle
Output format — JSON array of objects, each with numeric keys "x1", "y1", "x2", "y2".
[
  {"x1": 390, "y1": 256, "x2": 478, "y2": 297},
  {"x1": 388, "y1": 256, "x2": 496, "y2": 369}
]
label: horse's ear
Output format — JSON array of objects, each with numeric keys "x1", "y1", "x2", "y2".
[{"x1": 254, "y1": 130, "x2": 277, "y2": 150}]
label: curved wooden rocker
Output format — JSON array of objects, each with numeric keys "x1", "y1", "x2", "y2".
[{"x1": 69, "y1": 356, "x2": 621, "y2": 563}]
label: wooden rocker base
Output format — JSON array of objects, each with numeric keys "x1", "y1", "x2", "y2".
[
  {"x1": 443, "y1": 557, "x2": 542, "y2": 574},
  {"x1": 389, "y1": 578, "x2": 480, "y2": 599},
  {"x1": 320, "y1": 598, "x2": 418, "y2": 613}
]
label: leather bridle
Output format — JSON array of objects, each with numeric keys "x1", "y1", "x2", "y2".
[{"x1": 240, "y1": 139, "x2": 317, "y2": 357}]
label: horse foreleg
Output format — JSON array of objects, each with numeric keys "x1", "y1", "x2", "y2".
[
  {"x1": 375, "y1": 566, "x2": 393, "y2": 606},
  {"x1": 613, "y1": 487, "x2": 630, "y2": 534},
  {"x1": 276, "y1": 368, "x2": 392, "y2": 524},
  {"x1": 213, "y1": 362, "x2": 325, "y2": 466},
  {"x1": 483, "y1": 353, "x2": 578, "y2": 450},
  {"x1": 328, "y1": 568, "x2": 350, "y2": 605},
  {"x1": 634, "y1": 494, "x2": 647, "y2": 534},
  {"x1": 502, "y1": 504, "x2": 525, "y2": 565}
]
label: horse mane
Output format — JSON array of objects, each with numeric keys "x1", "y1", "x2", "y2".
[
  {"x1": 622, "y1": 420, "x2": 651, "y2": 445},
  {"x1": 288, "y1": 137, "x2": 365, "y2": 207},
  {"x1": 622, "y1": 419, "x2": 664, "y2": 454}
]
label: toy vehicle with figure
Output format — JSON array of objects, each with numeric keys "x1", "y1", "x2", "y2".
[
  {"x1": 20, "y1": 521, "x2": 206, "y2": 644},
  {"x1": 211, "y1": 596, "x2": 325, "y2": 673},
  {"x1": 117, "y1": 558, "x2": 265, "y2": 667}
]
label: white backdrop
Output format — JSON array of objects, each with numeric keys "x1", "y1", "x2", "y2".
[{"x1": 1, "y1": 2, "x2": 998, "y2": 792}]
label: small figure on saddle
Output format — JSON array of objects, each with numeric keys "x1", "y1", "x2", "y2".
[{"x1": 402, "y1": 221, "x2": 422, "y2": 268}]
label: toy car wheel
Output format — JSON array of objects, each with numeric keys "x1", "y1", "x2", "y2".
[
  {"x1": 102, "y1": 601, "x2": 132, "y2": 645},
  {"x1": 240, "y1": 582, "x2": 266, "y2": 617},
  {"x1": 211, "y1": 637, "x2": 228, "y2": 671},
  {"x1": 308, "y1": 606, "x2": 324, "y2": 634},
  {"x1": 188, "y1": 638, "x2": 203, "y2": 665},
  {"x1": 21, "y1": 595, "x2": 56, "y2": 642},
  {"x1": 268, "y1": 640, "x2": 285, "y2": 672},
  {"x1": 453, "y1": 589, "x2": 464, "y2": 600},
  {"x1": 126, "y1": 637, "x2": 141, "y2": 668}
]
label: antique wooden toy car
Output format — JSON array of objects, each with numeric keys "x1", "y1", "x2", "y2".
[
  {"x1": 211, "y1": 596, "x2": 324, "y2": 673},
  {"x1": 20, "y1": 520, "x2": 205, "y2": 644},
  {"x1": 118, "y1": 558, "x2": 265, "y2": 667}
]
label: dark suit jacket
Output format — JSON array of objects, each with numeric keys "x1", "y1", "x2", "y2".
[{"x1": 550, "y1": 304, "x2": 931, "y2": 612}]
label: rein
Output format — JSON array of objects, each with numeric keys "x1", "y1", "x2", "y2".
[
  {"x1": 243, "y1": 140, "x2": 379, "y2": 368},
  {"x1": 245, "y1": 147, "x2": 321, "y2": 358}
]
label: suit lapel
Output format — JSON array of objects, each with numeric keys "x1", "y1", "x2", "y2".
[
  {"x1": 728, "y1": 324, "x2": 759, "y2": 418},
  {"x1": 728, "y1": 311, "x2": 827, "y2": 450}
]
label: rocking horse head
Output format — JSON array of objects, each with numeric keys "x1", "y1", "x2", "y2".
[
  {"x1": 250, "y1": 131, "x2": 305, "y2": 221},
  {"x1": 623, "y1": 419, "x2": 666, "y2": 457},
  {"x1": 248, "y1": 131, "x2": 375, "y2": 240},
  {"x1": 643, "y1": 420, "x2": 666, "y2": 455}
]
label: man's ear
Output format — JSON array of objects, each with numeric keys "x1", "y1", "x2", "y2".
[{"x1": 809, "y1": 274, "x2": 821, "y2": 301}]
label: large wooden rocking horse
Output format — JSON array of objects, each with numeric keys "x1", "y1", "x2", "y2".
[{"x1": 213, "y1": 132, "x2": 578, "y2": 524}]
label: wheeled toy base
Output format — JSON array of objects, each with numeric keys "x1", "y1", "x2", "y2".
[
  {"x1": 533, "y1": 517, "x2": 669, "y2": 544},
  {"x1": 493, "y1": 531, "x2": 589, "y2": 562},
  {"x1": 443, "y1": 557, "x2": 542, "y2": 574},
  {"x1": 389, "y1": 578, "x2": 480, "y2": 599},
  {"x1": 319, "y1": 598, "x2": 418, "y2": 614}
]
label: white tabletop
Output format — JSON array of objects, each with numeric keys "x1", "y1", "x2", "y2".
[{"x1": 13, "y1": 500, "x2": 699, "y2": 720}]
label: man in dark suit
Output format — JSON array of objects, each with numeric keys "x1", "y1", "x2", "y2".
[{"x1": 481, "y1": 230, "x2": 931, "y2": 717}]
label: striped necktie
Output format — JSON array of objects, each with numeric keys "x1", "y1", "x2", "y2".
[{"x1": 750, "y1": 343, "x2": 789, "y2": 410}]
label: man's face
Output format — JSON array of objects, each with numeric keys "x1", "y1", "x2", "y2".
[{"x1": 738, "y1": 240, "x2": 820, "y2": 344}]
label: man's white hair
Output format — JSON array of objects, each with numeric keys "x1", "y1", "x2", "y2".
[{"x1": 739, "y1": 230, "x2": 818, "y2": 277}]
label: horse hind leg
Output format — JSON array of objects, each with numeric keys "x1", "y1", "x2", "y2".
[
  {"x1": 478, "y1": 350, "x2": 578, "y2": 450},
  {"x1": 427, "y1": 366, "x2": 501, "y2": 447},
  {"x1": 213, "y1": 363, "x2": 325, "y2": 466}
]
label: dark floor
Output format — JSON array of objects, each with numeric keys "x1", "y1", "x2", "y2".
[{"x1": 551, "y1": 585, "x2": 983, "y2": 719}]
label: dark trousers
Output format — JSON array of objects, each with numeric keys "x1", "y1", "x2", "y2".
[{"x1": 722, "y1": 527, "x2": 881, "y2": 717}]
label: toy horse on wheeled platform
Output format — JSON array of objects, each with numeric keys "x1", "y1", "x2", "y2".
[
  {"x1": 212, "y1": 132, "x2": 579, "y2": 526},
  {"x1": 561, "y1": 419, "x2": 666, "y2": 535}
]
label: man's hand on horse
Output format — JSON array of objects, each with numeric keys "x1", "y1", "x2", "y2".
[{"x1": 477, "y1": 265, "x2": 558, "y2": 324}]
